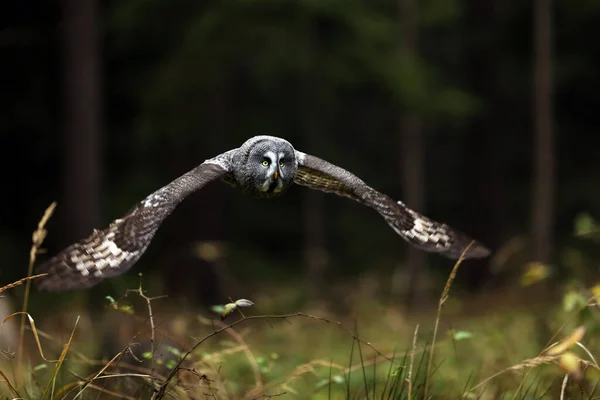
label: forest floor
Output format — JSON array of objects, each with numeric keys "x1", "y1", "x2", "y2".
[
  {"x1": 2, "y1": 204, "x2": 599, "y2": 399},
  {"x1": 3, "y1": 259, "x2": 599, "y2": 400}
]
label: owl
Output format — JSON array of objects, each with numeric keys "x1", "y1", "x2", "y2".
[{"x1": 35, "y1": 136, "x2": 490, "y2": 291}]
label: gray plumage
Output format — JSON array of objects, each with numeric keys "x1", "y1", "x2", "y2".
[{"x1": 36, "y1": 135, "x2": 490, "y2": 292}]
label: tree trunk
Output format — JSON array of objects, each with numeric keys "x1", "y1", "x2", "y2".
[
  {"x1": 303, "y1": 187, "x2": 327, "y2": 289},
  {"x1": 302, "y1": 20, "x2": 328, "y2": 292},
  {"x1": 397, "y1": 116, "x2": 426, "y2": 306},
  {"x1": 302, "y1": 107, "x2": 327, "y2": 290},
  {"x1": 391, "y1": 0, "x2": 427, "y2": 308},
  {"x1": 462, "y1": 0, "x2": 508, "y2": 291},
  {"x1": 161, "y1": 80, "x2": 239, "y2": 303},
  {"x1": 531, "y1": 0, "x2": 554, "y2": 263},
  {"x1": 60, "y1": 0, "x2": 102, "y2": 241}
]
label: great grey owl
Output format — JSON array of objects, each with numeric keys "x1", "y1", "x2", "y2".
[{"x1": 36, "y1": 135, "x2": 490, "y2": 291}]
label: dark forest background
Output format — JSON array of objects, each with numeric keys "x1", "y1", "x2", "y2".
[{"x1": 1, "y1": 0, "x2": 599, "y2": 311}]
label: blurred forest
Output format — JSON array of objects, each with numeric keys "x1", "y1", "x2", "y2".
[{"x1": 1, "y1": 0, "x2": 600, "y2": 310}]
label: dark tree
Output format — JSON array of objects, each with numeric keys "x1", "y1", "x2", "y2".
[
  {"x1": 60, "y1": 0, "x2": 102, "y2": 240},
  {"x1": 531, "y1": 0, "x2": 554, "y2": 263},
  {"x1": 302, "y1": 20, "x2": 328, "y2": 292},
  {"x1": 393, "y1": 0, "x2": 426, "y2": 306}
]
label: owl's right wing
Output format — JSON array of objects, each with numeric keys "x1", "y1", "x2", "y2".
[
  {"x1": 35, "y1": 150, "x2": 236, "y2": 292},
  {"x1": 293, "y1": 151, "x2": 490, "y2": 260}
]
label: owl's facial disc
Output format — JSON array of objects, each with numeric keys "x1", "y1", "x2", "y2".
[
  {"x1": 260, "y1": 151, "x2": 285, "y2": 193},
  {"x1": 239, "y1": 137, "x2": 298, "y2": 197}
]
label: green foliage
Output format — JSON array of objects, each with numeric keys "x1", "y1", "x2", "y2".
[
  {"x1": 450, "y1": 329, "x2": 473, "y2": 341},
  {"x1": 5, "y1": 279, "x2": 597, "y2": 399}
]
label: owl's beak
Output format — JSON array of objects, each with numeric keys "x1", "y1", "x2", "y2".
[{"x1": 273, "y1": 170, "x2": 279, "y2": 180}]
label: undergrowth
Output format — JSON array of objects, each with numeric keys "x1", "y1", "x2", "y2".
[{"x1": 0, "y1": 204, "x2": 598, "y2": 399}]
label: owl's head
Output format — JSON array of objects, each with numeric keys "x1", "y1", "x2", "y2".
[{"x1": 234, "y1": 135, "x2": 298, "y2": 197}]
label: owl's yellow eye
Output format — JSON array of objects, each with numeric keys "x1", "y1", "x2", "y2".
[
  {"x1": 279, "y1": 161, "x2": 284, "y2": 167},
  {"x1": 262, "y1": 160, "x2": 269, "y2": 167}
]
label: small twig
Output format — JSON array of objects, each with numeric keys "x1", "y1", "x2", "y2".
[
  {"x1": 125, "y1": 284, "x2": 166, "y2": 381},
  {"x1": 424, "y1": 242, "x2": 472, "y2": 400},
  {"x1": 252, "y1": 392, "x2": 287, "y2": 399},
  {"x1": 176, "y1": 367, "x2": 217, "y2": 398}
]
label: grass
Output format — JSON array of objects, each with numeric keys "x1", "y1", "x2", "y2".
[{"x1": 0, "y1": 205, "x2": 599, "y2": 399}]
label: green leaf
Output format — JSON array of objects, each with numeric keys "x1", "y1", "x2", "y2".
[
  {"x1": 119, "y1": 305, "x2": 134, "y2": 315},
  {"x1": 221, "y1": 303, "x2": 237, "y2": 320},
  {"x1": 574, "y1": 212, "x2": 597, "y2": 236},
  {"x1": 33, "y1": 363, "x2": 48, "y2": 372},
  {"x1": 450, "y1": 330, "x2": 473, "y2": 341},
  {"x1": 166, "y1": 346, "x2": 181, "y2": 357},
  {"x1": 315, "y1": 378, "x2": 330, "y2": 389},
  {"x1": 563, "y1": 290, "x2": 587, "y2": 312},
  {"x1": 142, "y1": 351, "x2": 152, "y2": 359},
  {"x1": 211, "y1": 304, "x2": 225, "y2": 314}
]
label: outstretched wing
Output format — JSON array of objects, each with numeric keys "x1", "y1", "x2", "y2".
[
  {"x1": 36, "y1": 152, "x2": 235, "y2": 292},
  {"x1": 293, "y1": 151, "x2": 490, "y2": 259}
]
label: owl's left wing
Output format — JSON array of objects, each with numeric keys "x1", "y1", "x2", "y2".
[
  {"x1": 294, "y1": 151, "x2": 490, "y2": 260},
  {"x1": 35, "y1": 151, "x2": 235, "y2": 292}
]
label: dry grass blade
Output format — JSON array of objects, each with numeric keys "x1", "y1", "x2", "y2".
[
  {"x1": 72, "y1": 350, "x2": 124, "y2": 399},
  {"x1": 18, "y1": 201, "x2": 56, "y2": 383},
  {"x1": 545, "y1": 326, "x2": 585, "y2": 356},
  {"x1": 44, "y1": 315, "x2": 80, "y2": 399},
  {"x1": 466, "y1": 294, "x2": 598, "y2": 399},
  {"x1": 559, "y1": 374, "x2": 568, "y2": 400},
  {"x1": 466, "y1": 355, "x2": 557, "y2": 395},
  {"x1": 209, "y1": 320, "x2": 263, "y2": 398},
  {"x1": 575, "y1": 341, "x2": 599, "y2": 367},
  {"x1": 0, "y1": 368, "x2": 22, "y2": 398},
  {"x1": 154, "y1": 312, "x2": 394, "y2": 399},
  {"x1": 84, "y1": 383, "x2": 137, "y2": 400},
  {"x1": 408, "y1": 324, "x2": 419, "y2": 400},
  {"x1": 0, "y1": 273, "x2": 48, "y2": 293},
  {"x1": 506, "y1": 356, "x2": 557, "y2": 371},
  {"x1": 247, "y1": 359, "x2": 346, "y2": 397},
  {"x1": 512, "y1": 322, "x2": 591, "y2": 399},
  {"x1": 58, "y1": 382, "x2": 137, "y2": 400},
  {"x1": 4, "y1": 311, "x2": 57, "y2": 362},
  {"x1": 424, "y1": 241, "x2": 473, "y2": 400}
]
